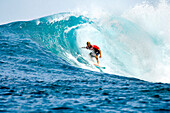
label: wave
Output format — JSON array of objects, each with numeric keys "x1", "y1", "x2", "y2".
[{"x1": 0, "y1": 1, "x2": 170, "y2": 83}]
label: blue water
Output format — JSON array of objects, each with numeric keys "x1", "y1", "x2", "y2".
[{"x1": 0, "y1": 12, "x2": 170, "y2": 112}]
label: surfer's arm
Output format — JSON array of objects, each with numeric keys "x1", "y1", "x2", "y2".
[
  {"x1": 81, "y1": 47, "x2": 87, "y2": 49},
  {"x1": 98, "y1": 49, "x2": 102, "y2": 58}
]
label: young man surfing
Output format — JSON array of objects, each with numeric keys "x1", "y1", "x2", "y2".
[{"x1": 82, "y1": 42, "x2": 102, "y2": 65}]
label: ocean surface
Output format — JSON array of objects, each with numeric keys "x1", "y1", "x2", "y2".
[{"x1": 0, "y1": 1, "x2": 170, "y2": 112}]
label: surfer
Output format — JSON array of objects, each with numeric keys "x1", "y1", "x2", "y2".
[{"x1": 82, "y1": 42, "x2": 102, "y2": 64}]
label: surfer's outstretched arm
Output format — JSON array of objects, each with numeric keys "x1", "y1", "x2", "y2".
[{"x1": 81, "y1": 47, "x2": 87, "y2": 49}]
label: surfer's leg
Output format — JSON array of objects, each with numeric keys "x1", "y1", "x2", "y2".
[
  {"x1": 95, "y1": 55, "x2": 99, "y2": 64},
  {"x1": 89, "y1": 52, "x2": 94, "y2": 62},
  {"x1": 89, "y1": 54, "x2": 93, "y2": 61},
  {"x1": 94, "y1": 52, "x2": 100, "y2": 64}
]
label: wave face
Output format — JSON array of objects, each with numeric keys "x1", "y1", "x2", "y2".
[
  {"x1": 0, "y1": 2, "x2": 170, "y2": 112},
  {"x1": 1, "y1": 10, "x2": 169, "y2": 83}
]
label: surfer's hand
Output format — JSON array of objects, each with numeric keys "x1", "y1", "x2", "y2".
[{"x1": 99, "y1": 55, "x2": 102, "y2": 58}]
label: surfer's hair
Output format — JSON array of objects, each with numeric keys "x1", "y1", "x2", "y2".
[{"x1": 87, "y1": 42, "x2": 90, "y2": 45}]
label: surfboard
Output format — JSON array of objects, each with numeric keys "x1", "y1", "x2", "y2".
[{"x1": 94, "y1": 63, "x2": 106, "y2": 69}]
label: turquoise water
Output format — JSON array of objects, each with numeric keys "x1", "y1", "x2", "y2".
[{"x1": 0, "y1": 11, "x2": 170, "y2": 112}]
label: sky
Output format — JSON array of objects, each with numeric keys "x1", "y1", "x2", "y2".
[{"x1": 0, "y1": 0, "x2": 154, "y2": 25}]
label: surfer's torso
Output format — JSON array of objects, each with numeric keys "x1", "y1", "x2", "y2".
[{"x1": 86, "y1": 45, "x2": 100, "y2": 53}]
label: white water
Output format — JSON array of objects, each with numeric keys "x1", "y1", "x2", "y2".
[
  {"x1": 76, "y1": 0, "x2": 170, "y2": 83},
  {"x1": 122, "y1": 0, "x2": 170, "y2": 83}
]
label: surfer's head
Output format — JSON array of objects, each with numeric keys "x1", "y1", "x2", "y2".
[{"x1": 87, "y1": 42, "x2": 91, "y2": 48}]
